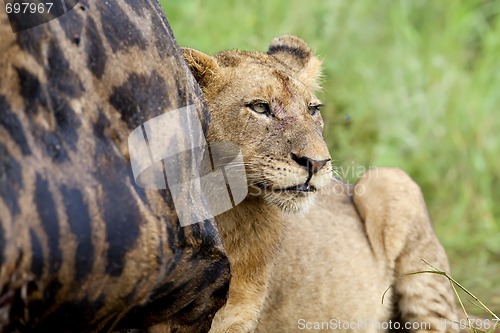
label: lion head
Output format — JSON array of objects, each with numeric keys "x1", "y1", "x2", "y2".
[{"x1": 182, "y1": 35, "x2": 332, "y2": 212}]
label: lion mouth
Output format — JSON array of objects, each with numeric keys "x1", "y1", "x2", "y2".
[
  {"x1": 276, "y1": 184, "x2": 317, "y2": 193},
  {"x1": 255, "y1": 182, "x2": 317, "y2": 193}
]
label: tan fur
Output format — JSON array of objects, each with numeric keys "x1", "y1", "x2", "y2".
[
  {"x1": 183, "y1": 36, "x2": 458, "y2": 333},
  {"x1": 258, "y1": 169, "x2": 458, "y2": 333}
]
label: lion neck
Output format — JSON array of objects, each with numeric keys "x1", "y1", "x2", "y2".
[{"x1": 214, "y1": 196, "x2": 286, "y2": 268}]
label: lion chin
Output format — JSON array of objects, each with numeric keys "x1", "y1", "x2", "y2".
[{"x1": 263, "y1": 188, "x2": 317, "y2": 214}]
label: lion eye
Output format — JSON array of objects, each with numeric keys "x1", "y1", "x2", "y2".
[
  {"x1": 248, "y1": 101, "x2": 271, "y2": 115},
  {"x1": 308, "y1": 103, "x2": 322, "y2": 116}
]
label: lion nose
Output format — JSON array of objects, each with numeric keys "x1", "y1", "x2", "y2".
[{"x1": 291, "y1": 153, "x2": 330, "y2": 175}]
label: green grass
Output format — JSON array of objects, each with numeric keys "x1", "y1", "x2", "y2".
[{"x1": 160, "y1": 0, "x2": 500, "y2": 313}]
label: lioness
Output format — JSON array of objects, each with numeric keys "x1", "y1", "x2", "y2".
[{"x1": 181, "y1": 36, "x2": 457, "y2": 333}]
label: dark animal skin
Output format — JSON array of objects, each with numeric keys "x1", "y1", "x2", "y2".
[{"x1": 0, "y1": 1, "x2": 230, "y2": 332}]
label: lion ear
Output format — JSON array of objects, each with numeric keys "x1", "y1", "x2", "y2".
[
  {"x1": 267, "y1": 35, "x2": 322, "y2": 91},
  {"x1": 182, "y1": 48, "x2": 219, "y2": 86}
]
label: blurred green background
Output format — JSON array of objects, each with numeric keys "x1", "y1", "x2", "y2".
[{"x1": 160, "y1": 0, "x2": 500, "y2": 314}]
